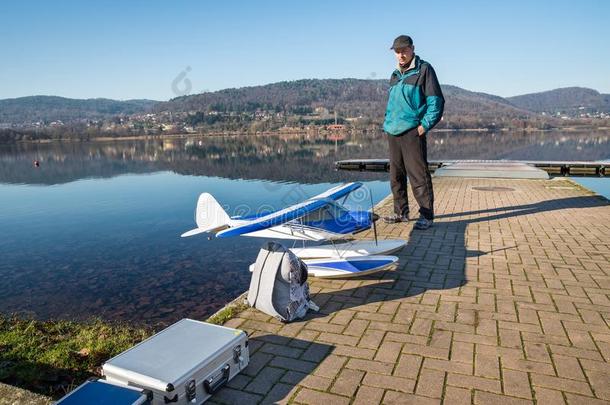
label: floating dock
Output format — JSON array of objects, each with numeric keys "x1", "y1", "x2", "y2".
[
  {"x1": 335, "y1": 159, "x2": 609, "y2": 178},
  {"x1": 216, "y1": 176, "x2": 610, "y2": 404}
]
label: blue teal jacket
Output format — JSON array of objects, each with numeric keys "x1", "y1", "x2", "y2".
[{"x1": 383, "y1": 56, "x2": 445, "y2": 135}]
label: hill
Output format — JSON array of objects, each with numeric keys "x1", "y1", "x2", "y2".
[
  {"x1": 156, "y1": 79, "x2": 535, "y2": 129},
  {"x1": 0, "y1": 96, "x2": 158, "y2": 124},
  {"x1": 3, "y1": 82, "x2": 610, "y2": 135},
  {"x1": 508, "y1": 87, "x2": 610, "y2": 115},
  {"x1": 155, "y1": 78, "x2": 389, "y2": 118}
]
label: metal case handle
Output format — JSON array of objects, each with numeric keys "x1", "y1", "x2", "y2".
[{"x1": 203, "y1": 364, "x2": 230, "y2": 395}]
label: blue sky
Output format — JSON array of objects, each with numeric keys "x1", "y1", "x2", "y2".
[{"x1": 1, "y1": 0, "x2": 608, "y2": 101}]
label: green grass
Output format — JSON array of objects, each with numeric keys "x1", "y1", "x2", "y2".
[
  {"x1": 0, "y1": 315, "x2": 152, "y2": 398},
  {"x1": 206, "y1": 300, "x2": 249, "y2": 325},
  {"x1": 0, "y1": 297, "x2": 251, "y2": 399}
]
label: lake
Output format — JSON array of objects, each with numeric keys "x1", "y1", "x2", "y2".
[{"x1": 0, "y1": 130, "x2": 609, "y2": 326}]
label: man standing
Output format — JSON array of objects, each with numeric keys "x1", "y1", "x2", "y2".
[{"x1": 383, "y1": 35, "x2": 444, "y2": 230}]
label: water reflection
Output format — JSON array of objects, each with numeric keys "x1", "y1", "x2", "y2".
[{"x1": 1, "y1": 130, "x2": 609, "y2": 186}]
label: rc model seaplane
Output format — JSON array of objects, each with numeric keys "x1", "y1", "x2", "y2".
[{"x1": 181, "y1": 182, "x2": 406, "y2": 278}]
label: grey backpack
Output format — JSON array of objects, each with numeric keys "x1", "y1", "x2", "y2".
[{"x1": 247, "y1": 242, "x2": 319, "y2": 322}]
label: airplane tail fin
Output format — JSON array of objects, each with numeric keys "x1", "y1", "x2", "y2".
[
  {"x1": 181, "y1": 193, "x2": 231, "y2": 238},
  {"x1": 196, "y1": 193, "x2": 230, "y2": 229}
]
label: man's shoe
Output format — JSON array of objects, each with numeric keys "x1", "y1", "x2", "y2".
[
  {"x1": 414, "y1": 216, "x2": 433, "y2": 230},
  {"x1": 382, "y1": 214, "x2": 409, "y2": 224}
]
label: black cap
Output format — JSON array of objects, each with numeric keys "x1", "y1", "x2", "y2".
[{"x1": 391, "y1": 35, "x2": 413, "y2": 50}]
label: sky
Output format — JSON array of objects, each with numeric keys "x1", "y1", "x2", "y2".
[{"x1": 1, "y1": 0, "x2": 609, "y2": 101}]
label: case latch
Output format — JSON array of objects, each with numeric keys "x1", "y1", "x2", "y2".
[{"x1": 233, "y1": 345, "x2": 242, "y2": 364}]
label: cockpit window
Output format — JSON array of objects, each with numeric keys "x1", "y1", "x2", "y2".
[{"x1": 300, "y1": 202, "x2": 349, "y2": 223}]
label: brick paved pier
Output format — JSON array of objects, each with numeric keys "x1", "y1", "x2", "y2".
[{"x1": 216, "y1": 178, "x2": 610, "y2": 405}]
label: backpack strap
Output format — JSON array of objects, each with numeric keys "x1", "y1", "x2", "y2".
[
  {"x1": 247, "y1": 246, "x2": 272, "y2": 308},
  {"x1": 247, "y1": 242, "x2": 287, "y2": 320},
  {"x1": 256, "y1": 250, "x2": 286, "y2": 316}
]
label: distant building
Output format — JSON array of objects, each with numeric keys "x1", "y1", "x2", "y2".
[{"x1": 314, "y1": 107, "x2": 329, "y2": 116}]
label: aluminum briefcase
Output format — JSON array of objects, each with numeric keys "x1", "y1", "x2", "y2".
[{"x1": 102, "y1": 318, "x2": 249, "y2": 404}]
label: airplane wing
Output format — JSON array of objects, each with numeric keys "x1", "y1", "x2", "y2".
[
  {"x1": 216, "y1": 198, "x2": 334, "y2": 238},
  {"x1": 215, "y1": 182, "x2": 363, "y2": 238},
  {"x1": 311, "y1": 182, "x2": 362, "y2": 201}
]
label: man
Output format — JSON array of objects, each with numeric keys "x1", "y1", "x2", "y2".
[{"x1": 382, "y1": 35, "x2": 444, "y2": 230}]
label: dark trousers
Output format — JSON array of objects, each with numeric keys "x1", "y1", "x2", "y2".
[{"x1": 388, "y1": 127, "x2": 434, "y2": 220}]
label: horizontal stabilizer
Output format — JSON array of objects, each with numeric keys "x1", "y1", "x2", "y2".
[
  {"x1": 181, "y1": 193, "x2": 231, "y2": 238},
  {"x1": 181, "y1": 224, "x2": 228, "y2": 238}
]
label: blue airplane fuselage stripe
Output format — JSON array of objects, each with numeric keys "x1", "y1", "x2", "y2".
[{"x1": 308, "y1": 259, "x2": 393, "y2": 272}]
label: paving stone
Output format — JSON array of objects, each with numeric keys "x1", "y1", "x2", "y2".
[
  {"x1": 242, "y1": 352, "x2": 273, "y2": 376},
  {"x1": 475, "y1": 351, "x2": 501, "y2": 379},
  {"x1": 415, "y1": 368, "x2": 445, "y2": 398},
  {"x1": 211, "y1": 387, "x2": 263, "y2": 405},
  {"x1": 583, "y1": 369, "x2": 610, "y2": 400},
  {"x1": 563, "y1": 392, "x2": 609, "y2": 405},
  {"x1": 383, "y1": 391, "x2": 442, "y2": 404},
  {"x1": 343, "y1": 318, "x2": 369, "y2": 336},
  {"x1": 353, "y1": 385, "x2": 384, "y2": 405},
  {"x1": 532, "y1": 387, "x2": 566, "y2": 404},
  {"x1": 450, "y1": 340, "x2": 475, "y2": 364},
  {"x1": 375, "y1": 340, "x2": 403, "y2": 363},
  {"x1": 269, "y1": 356, "x2": 317, "y2": 374},
  {"x1": 358, "y1": 329, "x2": 386, "y2": 350},
  {"x1": 346, "y1": 358, "x2": 395, "y2": 375},
  {"x1": 259, "y1": 342, "x2": 304, "y2": 359},
  {"x1": 260, "y1": 383, "x2": 297, "y2": 405},
  {"x1": 312, "y1": 354, "x2": 347, "y2": 378},
  {"x1": 293, "y1": 388, "x2": 350, "y2": 405},
  {"x1": 317, "y1": 331, "x2": 359, "y2": 346},
  {"x1": 501, "y1": 368, "x2": 532, "y2": 399},
  {"x1": 444, "y1": 386, "x2": 472, "y2": 404},
  {"x1": 552, "y1": 354, "x2": 586, "y2": 381},
  {"x1": 244, "y1": 366, "x2": 285, "y2": 395},
  {"x1": 364, "y1": 371, "x2": 416, "y2": 394},
  {"x1": 474, "y1": 391, "x2": 534, "y2": 405},
  {"x1": 423, "y1": 358, "x2": 472, "y2": 375},
  {"x1": 225, "y1": 373, "x2": 251, "y2": 390},
  {"x1": 394, "y1": 353, "x2": 423, "y2": 379},
  {"x1": 332, "y1": 344, "x2": 376, "y2": 360},
  {"x1": 530, "y1": 374, "x2": 593, "y2": 396},
  {"x1": 299, "y1": 341, "x2": 332, "y2": 362},
  {"x1": 501, "y1": 357, "x2": 556, "y2": 375},
  {"x1": 447, "y1": 373, "x2": 502, "y2": 394},
  {"x1": 330, "y1": 368, "x2": 364, "y2": 397},
  {"x1": 280, "y1": 370, "x2": 307, "y2": 385},
  {"x1": 297, "y1": 374, "x2": 333, "y2": 391}
]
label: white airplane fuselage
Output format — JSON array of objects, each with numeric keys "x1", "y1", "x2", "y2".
[{"x1": 228, "y1": 219, "x2": 347, "y2": 241}]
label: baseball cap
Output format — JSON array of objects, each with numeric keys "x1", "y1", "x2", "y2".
[{"x1": 391, "y1": 35, "x2": 413, "y2": 50}]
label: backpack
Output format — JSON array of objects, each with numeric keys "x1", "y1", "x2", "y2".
[{"x1": 247, "y1": 242, "x2": 319, "y2": 322}]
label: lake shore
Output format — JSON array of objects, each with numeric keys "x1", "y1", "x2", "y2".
[{"x1": 6, "y1": 125, "x2": 609, "y2": 144}]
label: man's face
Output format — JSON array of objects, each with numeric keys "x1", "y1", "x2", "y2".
[{"x1": 394, "y1": 45, "x2": 414, "y2": 66}]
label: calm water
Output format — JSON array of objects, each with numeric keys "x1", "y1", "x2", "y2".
[{"x1": 0, "y1": 130, "x2": 609, "y2": 326}]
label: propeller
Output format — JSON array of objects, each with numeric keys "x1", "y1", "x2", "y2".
[{"x1": 368, "y1": 186, "x2": 379, "y2": 246}]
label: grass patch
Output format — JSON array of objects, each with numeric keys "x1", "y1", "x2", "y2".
[
  {"x1": 206, "y1": 299, "x2": 249, "y2": 325},
  {"x1": 0, "y1": 315, "x2": 152, "y2": 398},
  {"x1": 0, "y1": 297, "x2": 250, "y2": 398}
]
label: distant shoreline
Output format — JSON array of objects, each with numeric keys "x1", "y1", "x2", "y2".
[{"x1": 7, "y1": 126, "x2": 610, "y2": 144}]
